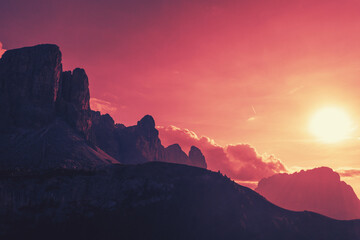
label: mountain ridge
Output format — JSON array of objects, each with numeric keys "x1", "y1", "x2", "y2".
[
  {"x1": 1, "y1": 44, "x2": 360, "y2": 239},
  {"x1": 0, "y1": 44, "x2": 207, "y2": 169},
  {"x1": 256, "y1": 167, "x2": 360, "y2": 220}
]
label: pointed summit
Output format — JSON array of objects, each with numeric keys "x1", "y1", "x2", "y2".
[
  {"x1": 137, "y1": 115, "x2": 156, "y2": 129},
  {"x1": 189, "y1": 146, "x2": 207, "y2": 168}
]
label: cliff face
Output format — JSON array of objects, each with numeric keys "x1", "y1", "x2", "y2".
[
  {"x1": 189, "y1": 146, "x2": 207, "y2": 168},
  {"x1": 0, "y1": 44, "x2": 62, "y2": 129},
  {"x1": 256, "y1": 167, "x2": 360, "y2": 220},
  {"x1": 163, "y1": 144, "x2": 207, "y2": 168},
  {"x1": 91, "y1": 113, "x2": 166, "y2": 164},
  {"x1": 0, "y1": 44, "x2": 118, "y2": 169},
  {"x1": 57, "y1": 68, "x2": 92, "y2": 140},
  {"x1": 164, "y1": 144, "x2": 190, "y2": 165}
]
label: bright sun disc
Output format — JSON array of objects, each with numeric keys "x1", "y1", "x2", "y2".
[{"x1": 309, "y1": 107, "x2": 353, "y2": 143}]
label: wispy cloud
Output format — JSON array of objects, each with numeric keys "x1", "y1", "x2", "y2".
[
  {"x1": 90, "y1": 98, "x2": 117, "y2": 115},
  {"x1": 337, "y1": 168, "x2": 360, "y2": 178}
]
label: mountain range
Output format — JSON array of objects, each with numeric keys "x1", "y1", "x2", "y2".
[{"x1": 0, "y1": 44, "x2": 359, "y2": 239}]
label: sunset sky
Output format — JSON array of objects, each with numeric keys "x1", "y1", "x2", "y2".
[{"x1": 2, "y1": 0, "x2": 360, "y2": 195}]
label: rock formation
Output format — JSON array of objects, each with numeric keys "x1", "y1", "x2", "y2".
[
  {"x1": 0, "y1": 44, "x2": 62, "y2": 129},
  {"x1": 0, "y1": 44, "x2": 118, "y2": 169},
  {"x1": 163, "y1": 144, "x2": 207, "y2": 168},
  {"x1": 0, "y1": 43, "x2": 207, "y2": 169},
  {"x1": 91, "y1": 111, "x2": 208, "y2": 168},
  {"x1": 57, "y1": 68, "x2": 92, "y2": 140},
  {"x1": 256, "y1": 167, "x2": 360, "y2": 220},
  {"x1": 164, "y1": 144, "x2": 190, "y2": 165},
  {"x1": 91, "y1": 113, "x2": 165, "y2": 164},
  {"x1": 189, "y1": 146, "x2": 207, "y2": 168}
]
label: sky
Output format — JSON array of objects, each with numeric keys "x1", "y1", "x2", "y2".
[{"x1": 2, "y1": 0, "x2": 360, "y2": 195}]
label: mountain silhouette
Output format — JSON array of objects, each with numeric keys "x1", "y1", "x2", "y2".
[
  {"x1": 0, "y1": 44, "x2": 359, "y2": 239},
  {"x1": 0, "y1": 44, "x2": 206, "y2": 169},
  {"x1": 256, "y1": 167, "x2": 360, "y2": 220}
]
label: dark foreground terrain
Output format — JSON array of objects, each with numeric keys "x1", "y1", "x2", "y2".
[{"x1": 0, "y1": 162, "x2": 359, "y2": 240}]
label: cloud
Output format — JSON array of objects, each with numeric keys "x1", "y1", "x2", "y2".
[
  {"x1": 337, "y1": 168, "x2": 360, "y2": 178},
  {"x1": 158, "y1": 125, "x2": 287, "y2": 182},
  {"x1": 0, "y1": 42, "x2": 6, "y2": 58},
  {"x1": 90, "y1": 98, "x2": 117, "y2": 115}
]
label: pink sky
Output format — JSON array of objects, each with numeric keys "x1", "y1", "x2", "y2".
[{"x1": 2, "y1": 0, "x2": 360, "y2": 195}]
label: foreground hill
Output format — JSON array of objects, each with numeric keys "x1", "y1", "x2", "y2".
[
  {"x1": 0, "y1": 162, "x2": 359, "y2": 240},
  {"x1": 256, "y1": 167, "x2": 360, "y2": 220}
]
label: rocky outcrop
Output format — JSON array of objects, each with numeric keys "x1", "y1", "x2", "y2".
[
  {"x1": 0, "y1": 44, "x2": 62, "y2": 130},
  {"x1": 91, "y1": 113, "x2": 166, "y2": 164},
  {"x1": 189, "y1": 146, "x2": 207, "y2": 168},
  {"x1": 119, "y1": 115, "x2": 166, "y2": 164},
  {"x1": 163, "y1": 144, "x2": 207, "y2": 168},
  {"x1": 164, "y1": 144, "x2": 190, "y2": 165},
  {"x1": 91, "y1": 112, "x2": 208, "y2": 168},
  {"x1": 57, "y1": 68, "x2": 92, "y2": 140},
  {"x1": 256, "y1": 167, "x2": 360, "y2": 220},
  {"x1": 90, "y1": 111, "x2": 124, "y2": 160},
  {"x1": 0, "y1": 44, "x2": 119, "y2": 169},
  {"x1": 0, "y1": 43, "x2": 206, "y2": 169}
]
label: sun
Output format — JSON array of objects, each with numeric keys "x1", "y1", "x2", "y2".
[{"x1": 309, "y1": 107, "x2": 354, "y2": 143}]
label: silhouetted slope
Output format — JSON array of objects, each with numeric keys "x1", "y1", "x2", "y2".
[
  {"x1": 0, "y1": 120, "x2": 117, "y2": 169},
  {"x1": 0, "y1": 162, "x2": 359, "y2": 240},
  {"x1": 256, "y1": 167, "x2": 360, "y2": 220}
]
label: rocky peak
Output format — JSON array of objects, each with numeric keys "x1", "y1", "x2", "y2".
[
  {"x1": 0, "y1": 44, "x2": 62, "y2": 129},
  {"x1": 137, "y1": 115, "x2": 156, "y2": 129},
  {"x1": 189, "y1": 146, "x2": 207, "y2": 168},
  {"x1": 164, "y1": 144, "x2": 190, "y2": 165},
  {"x1": 57, "y1": 68, "x2": 91, "y2": 140},
  {"x1": 58, "y1": 68, "x2": 90, "y2": 110}
]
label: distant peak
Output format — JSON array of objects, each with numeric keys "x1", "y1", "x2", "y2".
[
  {"x1": 190, "y1": 146, "x2": 201, "y2": 152},
  {"x1": 72, "y1": 68, "x2": 86, "y2": 75},
  {"x1": 137, "y1": 115, "x2": 155, "y2": 129},
  {"x1": 166, "y1": 143, "x2": 182, "y2": 151},
  {"x1": 189, "y1": 146, "x2": 207, "y2": 169}
]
